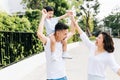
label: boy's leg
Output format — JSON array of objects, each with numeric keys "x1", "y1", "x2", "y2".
[
  {"x1": 62, "y1": 39, "x2": 72, "y2": 59},
  {"x1": 50, "y1": 35, "x2": 58, "y2": 61}
]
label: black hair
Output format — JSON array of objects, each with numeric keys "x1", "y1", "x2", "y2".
[
  {"x1": 44, "y1": 6, "x2": 54, "y2": 12},
  {"x1": 100, "y1": 32, "x2": 114, "y2": 53},
  {"x1": 55, "y1": 22, "x2": 69, "y2": 32}
]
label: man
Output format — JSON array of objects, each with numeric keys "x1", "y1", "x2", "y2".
[
  {"x1": 43, "y1": 6, "x2": 72, "y2": 60},
  {"x1": 37, "y1": 9, "x2": 75, "y2": 80}
]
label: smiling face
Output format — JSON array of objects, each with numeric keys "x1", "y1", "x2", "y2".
[
  {"x1": 95, "y1": 34, "x2": 104, "y2": 47},
  {"x1": 55, "y1": 29, "x2": 68, "y2": 41},
  {"x1": 95, "y1": 32, "x2": 114, "y2": 53},
  {"x1": 54, "y1": 22, "x2": 69, "y2": 42},
  {"x1": 46, "y1": 11, "x2": 54, "y2": 19}
]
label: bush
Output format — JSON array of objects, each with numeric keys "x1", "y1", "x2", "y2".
[
  {"x1": 0, "y1": 12, "x2": 43, "y2": 69},
  {"x1": 0, "y1": 12, "x2": 32, "y2": 32}
]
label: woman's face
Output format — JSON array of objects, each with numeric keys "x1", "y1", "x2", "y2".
[{"x1": 95, "y1": 34, "x2": 104, "y2": 47}]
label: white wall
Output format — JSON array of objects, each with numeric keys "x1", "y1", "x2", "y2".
[
  {"x1": 0, "y1": 0, "x2": 9, "y2": 13},
  {"x1": 8, "y1": 0, "x2": 25, "y2": 14},
  {"x1": 0, "y1": 0, "x2": 25, "y2": 14}
]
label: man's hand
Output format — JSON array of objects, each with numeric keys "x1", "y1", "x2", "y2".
[{"x1": 37, "y1": 9, "x2": 48, "y2": 45}]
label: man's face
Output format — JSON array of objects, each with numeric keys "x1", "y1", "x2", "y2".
[
  {"x1": 56, "y1": 29, "x2": 68, "y2": 41},
  {"x1": 46, "y1": 11, "x2": 54, "y2": 19}
]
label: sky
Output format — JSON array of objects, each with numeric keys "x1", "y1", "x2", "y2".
[
  {"x1": 97, "y1": 0, "x2": 120, "y2": 20},
  {"x1": 0, "y1": 0, "x2": 120, "y2": 19}
]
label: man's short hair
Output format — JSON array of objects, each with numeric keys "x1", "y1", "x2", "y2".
[
  {"x1": 55, "y1": 22, "x2": 69, "y2": 32},
  {"x1": 44, "y1": 6, "x2": 54, "y2": 12}
]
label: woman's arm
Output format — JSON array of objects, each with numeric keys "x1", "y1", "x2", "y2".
[
  {"x1": 66, "y1": 16, "x2": 76, "y2": 40},
  {"x1": 71, "y1": 16, "x2": 94, "y2": 49},
  {"x1": 108, "y1": 54, "x2": 120, "y2": 76}
]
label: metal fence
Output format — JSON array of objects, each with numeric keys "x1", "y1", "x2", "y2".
[{"x1": 0, "y1": 31, "x2": 43, "y2": 68}]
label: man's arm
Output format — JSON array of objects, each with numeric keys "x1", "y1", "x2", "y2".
[
  {"x1": 117, "y1": 68, "x2": 120, "y2": 76},
  {"x1": 37, "y1": 9, "x2": 47, "y2": 45}
]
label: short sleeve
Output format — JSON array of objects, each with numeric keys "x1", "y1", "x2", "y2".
[{"x1": 51, "y1": 17, "x2": 59, "y2": 25}]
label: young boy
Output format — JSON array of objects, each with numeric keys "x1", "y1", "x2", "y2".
[{"x1": 43, "y1": 6, "x2": 72, "y2": 61}]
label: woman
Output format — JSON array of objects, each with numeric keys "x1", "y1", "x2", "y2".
[{"x1": 71, "y1": 16, "x2": 120, "y2": 80}]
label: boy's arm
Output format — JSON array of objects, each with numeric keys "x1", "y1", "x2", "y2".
[
  {"x1": 37, "y1": 9, "x2": 48, "y2": 45},
  {"x1": 117, "y1": 68, "x2": 120, "y2": 76},
  {"x1": 58, "y1": 10, "x2": 72, "y2": 20},
  {"x1": 58, "y1": 13, "x2": 68, "y2": 20}
]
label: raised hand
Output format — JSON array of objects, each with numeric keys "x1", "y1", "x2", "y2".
[
  {"x1": 41, "y1": 9, "x2": 47, "y2": 18},
  {"x1": 66, "y1": 10, "x2": 73, "y2": 17}
]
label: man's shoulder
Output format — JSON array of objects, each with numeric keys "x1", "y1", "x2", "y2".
[{"x1": 44, "y1": 37, "x2": 50, "y2": 45}]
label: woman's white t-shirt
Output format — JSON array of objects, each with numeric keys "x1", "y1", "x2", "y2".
[{"x1": 80, "y1": 32, "x2": 120, "y2": 78}]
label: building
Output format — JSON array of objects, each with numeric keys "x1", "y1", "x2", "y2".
[{"x1": 0, "y1": 0, "x2": 25, "y2": 14}]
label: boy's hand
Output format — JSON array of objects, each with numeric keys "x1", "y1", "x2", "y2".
[
  {"x1": 41, "y1": 9, "x2": 47, "y2": 17},
  {"x1": 66, "y1": 10, "x2": 73, "y2": 17}
]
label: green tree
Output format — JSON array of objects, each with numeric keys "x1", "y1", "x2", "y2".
[
  {"x1": 21, "y1": 0, "x2": 69, "y2": 16},
  {"x1": 0, "y1": 12, "x2": 31, "y2": 32},
  {"x1": 21, "y1": 0, "x2": 48, "y2": 10},
  {"x1": 77, "y1": 0, "x2": 100, "y2": 37},
  {"x1": 103, "y1": 12, "x2": 120, "y2": 37}
]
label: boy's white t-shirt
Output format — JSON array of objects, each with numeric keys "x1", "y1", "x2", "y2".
[
  {"x1": 44, "y1": 17, "x2": 59, "y2": 35},
  {"x1": 44, "y1": 38, "x2": 66, "y2": 79},
  {"x1": 80, "y1": 32, "x2": 120, "y2": 78}
]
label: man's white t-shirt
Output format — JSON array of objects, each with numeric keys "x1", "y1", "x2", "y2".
[
  {"x1": 80, "y1": 32, "x2": 120, "y2": 78},
  {"x1": 44, "y1": 17, "x2": 59, "y2": 36},
  {"x1": 44, "y1": 38, "x2": 66, "y2": 79}
]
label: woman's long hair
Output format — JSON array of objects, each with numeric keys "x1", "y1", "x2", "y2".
[{"x1": 100, "y1": 32, "x2": 114, "y2": 53}]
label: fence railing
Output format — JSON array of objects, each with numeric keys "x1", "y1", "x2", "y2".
[{"x1": 0, "y1": 31, "x2": 43, "y2": 68}]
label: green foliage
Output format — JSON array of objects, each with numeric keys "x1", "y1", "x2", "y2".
[
  {"x1": 21, "y1": 0, "x2": 48, "y2": 10},
  {"x1": 21, "y1": 0, "x2": 69, "y2": 17},
  {"x1": 103, "y1": 12, "x2": 120, "y2": 37},
  {"x1": 0, "y1": 12, "x2": 32, "y2": 32},
  {"x1": 48, "y1": 0, "x2": 69, "y2": 16},
  {"x1": 24, "y1": 9, "x2": 41, "y2": 32},
  {"x1": 88, "y1": 16, "x2": 94, "y2": 32},
  {"x1": 77, "y1": 0, "x2": 100, "y2": 36},
  {"x1": 0, "y1": 12, "x2": 43, "y2": 68},
  {"x1": 89, "y1": 36, "x2": 96, "y2": 40}
]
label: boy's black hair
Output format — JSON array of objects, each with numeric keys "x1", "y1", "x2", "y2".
[
  {"x1": 44, "y1": 6, "x2": 54, "y2": 12},
  {"x1": 55, "y1": 22, "x2": 69, "y2": 32}
]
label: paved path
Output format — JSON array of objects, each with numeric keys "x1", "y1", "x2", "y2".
[{"x1": 22, "y1": 38, "x2": 120, "y2": 80}]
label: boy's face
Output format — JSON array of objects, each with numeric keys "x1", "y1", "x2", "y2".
[{"x1": 47, "y1": 11, "x2": 54, "y2": 19}]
